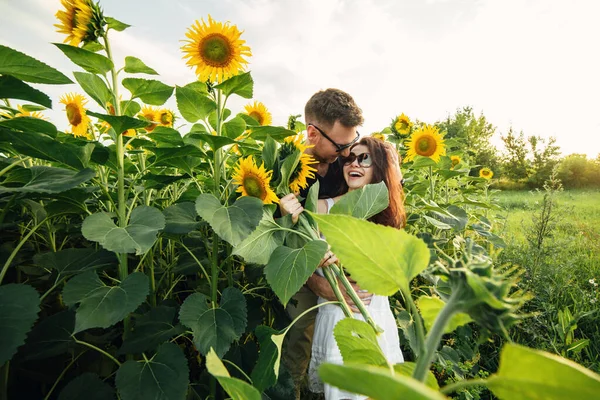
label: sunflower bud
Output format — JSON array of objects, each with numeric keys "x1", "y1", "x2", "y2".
[{"x1": 55, "y1": 0, "x2": 106, "y2": 47}]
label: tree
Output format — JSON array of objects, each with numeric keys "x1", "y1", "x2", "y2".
[
  {"x1": 527, "y1": 135, "x2": 561, "y2": 187},
  {"x1": 500, "y1": 128, "x2": 529, "y2": 180}
]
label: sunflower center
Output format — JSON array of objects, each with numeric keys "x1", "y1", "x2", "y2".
[
  {"x1": 66, "y1": 103, "x2": 82, "y2": 126},
  {"x1": 243, "y1": 175, "x2": 266, "y2": 199},
  {"x1": 249, "y1": 111, "x2": 263, "y2": 125},
  {"x1": 200, "y1": 34, "x2": 233, "y2": 67},
  {"x1": 160, "y1": 112, "x2": 171, "y2": 125},
  {"x1": 415, "y1": 135, "x2": 437, "y2": 157}
]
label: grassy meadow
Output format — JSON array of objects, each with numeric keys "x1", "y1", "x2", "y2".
[{"x1": 493, "y1": 189, "x2": 600, "y2": 371}]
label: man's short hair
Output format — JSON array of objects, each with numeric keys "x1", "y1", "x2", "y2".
[{"x1": 304, "y1": 88, "x2": 364, "y2": 128}]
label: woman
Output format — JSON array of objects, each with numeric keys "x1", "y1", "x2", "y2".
[{"x1": 280, "y1": 137, "x2": 406, "y2": 400}]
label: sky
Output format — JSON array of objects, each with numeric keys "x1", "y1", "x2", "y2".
[{"x1": 1, "y1": 0, "x2": 599, "y2": 158}]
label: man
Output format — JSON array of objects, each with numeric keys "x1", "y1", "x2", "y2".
[{"x1": 281, "y1": 88, "x2": 372, "y2": 398}]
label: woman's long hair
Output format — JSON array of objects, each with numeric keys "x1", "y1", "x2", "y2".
[{"x1": 343, "y1": 137, "x2": 406, "y2": 229}]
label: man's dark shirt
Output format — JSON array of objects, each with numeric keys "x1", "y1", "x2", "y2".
[{"x1": 299, "y1": 158, "x2": 345, "y2": 202}]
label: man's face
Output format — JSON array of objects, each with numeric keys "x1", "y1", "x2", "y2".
[{"x1": 309, "y1": 121, "x2": 359, "y2": 164}]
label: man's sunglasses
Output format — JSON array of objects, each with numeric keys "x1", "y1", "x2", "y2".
[
  {"x1": 308, "y1": 123, "x2": 360, "y2": 153},
  {"x1": 342, "y1": 152, "x2": 373, "y2": 168}
]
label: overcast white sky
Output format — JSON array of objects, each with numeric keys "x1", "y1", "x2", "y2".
[{"x1": 1, "y1": 0, "x2": 599, "y2": 158}]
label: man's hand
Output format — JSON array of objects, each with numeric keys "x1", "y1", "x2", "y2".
[{"x1": 279, "y1": 193, "x2": 303, "y2": 224}]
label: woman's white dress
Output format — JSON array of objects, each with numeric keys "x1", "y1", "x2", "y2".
[{"x1": 308, "y1": 199, "x2": 404, "y2": 399}]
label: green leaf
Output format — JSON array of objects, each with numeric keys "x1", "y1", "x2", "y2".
[
  {"x1": 310, "y1": 213, "x2": 430, "y2": 295},
  {"x1": 106, "y1": 16, "x2": 131, "y2": 32},
  {"x1": 422, "y1": 215, "x2": 452, "y2": 230},
  {"x1": 485, "y1": 343, "x2": 600, "y2": 400},
  {"x1": 409, "y1": 156, "x2": 438, "y2": 169},
  {"x1": 233, "y1": 209, "x2": 286, "y2": 265},
  {"x1": 148, "y1": 146, "x2": 205, "y2": 176},
  {"x1": 0, "y1": 75, "x2": 51, "y2": 107},
  {"x1": 116, "y1": 342, "x2": 189, "y2": 400},
  {"x1": 54, "y1": 43, "x2": 114, "y2": 75},
  {"x1": 175, "y1": 83, "x2": 216, "y2": 122},
  {"x1": 0, "y1": 116, "x2": 57, "y2": 136},
  {"x1": 417, "y1": 296, "x2": 472, "y2": 334},
  {"x1": 0, "y1": 166, "x2": 95, "y2": 194},
  {"x1": 222, "y1": 116, "x2": 246, "y2": 139},
  {"x1": 185, "y1": 133, "x2": 235, "y2": 151},
  {"x1": 163, "y1": 202, "x2": 201, "y2": 234},
  {"x1": 221, "y1": 287, "x2": 248, "y2": 337},
  {"x1": 305, "y1": 180, "x2": 320, "y2": 213},
  {"x1": 330, "y1": 182, "x2": 389, "y2": 219},
  {"x1": 87, "y1": 111, "x2": 148, "y2": 134},
  {"x1": 264, "y1": 240, "x2": 328, "y2": 307},
  {"x1": 429, "y1": 205, "x2": 468, "y2": 231},
  {"x1": 122, "y1": 78, "x2": 173, "y2": 106},
  {"x1": 148, "y1": 127, "x2": 184, "y2": 147},
  {"x1": 58, "y1": 373, "x2": 115, "y2": 400},
  {"x1": 179, "y1": 293, "x2": 238, "y2": 357},
  {"x1": 276, "y1": 150, "x2": 301, "y2": 194},
  {"x1": 251, "y1": 325, "x2": 282, "y2": 391},
  {"x1": 333, "y1": 318, "x2": 388, "y2": 366},
  {"x1": 82, "y1": 206, "x2": 165, "y2": 255},
  {"x1": 0, "y1": 44, "x2": 72, "y2": 84},
  {"x1": 319, "y1": 364, "x2": 447, "y2": 400},
  {"x1": 119, "y1": 306, "x2": 185, "y2": 354},
  {"x1": 0, "y1": 284, "x2": 40, "y2": 365},
  {"x1": 74, "y1": 72, "x2": 112, "y2": 107},
  {"x1": 124, "y1": 56, "x2": 158, "y2": 75},
  {"x1": 81, "y1": 42, "x2": 104, "y2": 52},
  {"x1": 214, "y1": 72, "x2": 253, "y2": 98},
  {"x1": 206, "y1": 348, "x2": 262, "y2": 400},
  {"x1": 261, "y1": 135, "x2": 278, "y2": 171},
  {"x1": 249, "y1": 126, "x2": 297, "y2": 141},
  {"x1": 195, "y1": 194, "x2": 263, "y2": 247},
  {"x1": 62, "y1": 271, "x2": 149, "y2": 333},
  {"x1": 121, "y1": 100, "x2": 141, "y2": 117},
  {"x1": 33, "y1": 248, "x2": 117, "y2": 278},
  {"x1": 393, "y1": 363, "x2": 439, "y2": 390},
  {"x1": 19, "y1": 310, "x2": 75, "y2": 361}
]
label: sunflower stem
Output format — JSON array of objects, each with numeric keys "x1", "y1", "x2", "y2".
[
  {"x1": 429, "y1": 165, "x2": 435, "y2": 201},
  {"x1": 321, "y1": 266, "x2": 353, "y2": 318}
]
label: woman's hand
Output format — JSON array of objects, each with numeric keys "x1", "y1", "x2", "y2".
[{"x1": 279, "y1": 193, "x2": 303, "y2": 224}]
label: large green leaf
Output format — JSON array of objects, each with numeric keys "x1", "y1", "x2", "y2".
[
  {"x1": 311, "y1": 213, "x2": 430, "y2": 295},
  {"x1": 116, "y1": 342, "x2": 189, "y2": 400},
  {"x1": 175, "y1": 83, "x2": 216, "y2": 122},
  {"x1": 251, "y1": 325, "x2": 282, "y2": 391},
  {"x1": 82, "y1": 206, "x2": 165, "y2": 255},
  {"x1": 33, "y1": 248, "x2": 117, "y2": 278},
  {"x1": 0, "y1": 284, "x2": 40, "y2": 365},
  {"x1": 195, "y1": 194, "x2": 263, "y2": 247},
  {"x1": 0, "y1": 75, "x2": 51, "y2": 107},
  {"x1": 232, "y1": 209, "x2": 286, "y2": 265},
  {"x1": 74, "y1": 72, "x2": 112, "y2": 108},
  {"x1": 148, "y1": 145, "x2": 205, "y2": 176},
  {"x1": 163, "y1": 202, "x2": 201, "y2": 234},
  {"x1": 0, "y1": 166, "x2": 95, "y2": 194},
  {"x1": 179, "y1": 290, "x2": 245, "y2": 357},
  {"x1": 58, "y1": 373, "x2": 115, "y2": 400},
  {"x1": 0, "y1": 44, "x2": 72, "y2": 84},
  {"x1": 185, "y1": 133, "x2": 235, "y2": 151},
  {"x1": 87, "y1": 111, "x2": 148, "y2": 134},
  {"x1": 19, "y1": 310, "x2": 75, "y2": 361},
  {"x1": 222, "y1": 116, "x2": 246, "y2": 139},
  {"x1": 54, "y1": 43, "x2": 114, "y2": 75},
  {"x1": 0, "y1": 116, "x2": 57, "y2": 136},
  {"x1": 428, "y1": 205, "x2": 468, "y2": 231},
  {"x1": 106, "y1": 16, "x2": 130, "y2": 32},
  {"x1": 148, "y1": 127, "x2": 184, "y2": 147},
  {"x1": 264, "y1": 240, "x2": 328, "y2": 307},
  {"x1": 330, "y1": 182, "x2": 389, "y2": 219},
  {"x1": 122, "y1": 78, "x2": 173, "y2": 106},
  {"x1": 62, "y1": 271, "x2": 149, "y2": 333},
  {"x1": 333, "y1": 318, "x2": 388, "y2": 367},
  {"x1": 394, "y1": 363, "x2": 439, "y2": 390},
  {"x1": 276, "y1": 150, "x2": 301, "y2": 194},
  {"x1": 119, "y1": 306, "x2": 185, "y2": 354},
  {"x1": 249, "y1": 126, "x2": 296, "y2": 141},
  {"x1": 206, "y1": 348, "x2": 262, "y2": 400},
  {"x1": 417, "y1": 296, "x2": 472, "y2": 334},
  {"x1": 261, "y1": 135, "x2": 278, "y2": 171},
  {"x1": 485, "y1": 343, "x2": 600, "y2": 400},
  {"x1": 0, "y1": 126, "x2": 94, "y2": 169},
  {"x1": 214, "y1": 72, "x2": 253, "y2": 98},
  {"x1": 124, "y1": 56, "x2": 158, "y2": 75},
  {"x1": 319, "y1": 364, "x2": 447, "y2": 400}
]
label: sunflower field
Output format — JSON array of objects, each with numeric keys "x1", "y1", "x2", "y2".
[{"x1": 0, "y1": 2, "x2": 599, "y2": 400}]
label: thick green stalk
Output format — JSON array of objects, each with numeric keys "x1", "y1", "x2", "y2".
[
  {"x1": 429, "y1": 165, "x2": 435, "y2": 201},
  {"x1": 321, "y1": 266, "x2": 353, "y2": 318},
  {"x1": 0, "y1": 218, "x2": 48, "y2": 285},
  {"x1": 412, "y1": 292, "x2": 462, "y2": 382},
  {"x1": 404, "y1": 287, "x2": 426, "y2": 358}
]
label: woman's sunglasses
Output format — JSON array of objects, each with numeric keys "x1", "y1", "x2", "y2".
[{"x1": 343, "y1": 152, "x2": 373, "y2": 168}]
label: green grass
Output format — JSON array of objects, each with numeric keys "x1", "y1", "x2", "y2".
[{"x1": 492, "y1": 189, "x2": 600, "y2": 371}]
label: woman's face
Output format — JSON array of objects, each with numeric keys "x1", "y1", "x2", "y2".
[{"x1": 342, "y1": 144, "x2": 374, "y2": 191}]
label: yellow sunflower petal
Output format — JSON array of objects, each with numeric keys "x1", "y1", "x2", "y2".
[
  {"x1": 138, "y1": 106, "x2": 158, "y2": 132},
  {"x1": 283, "y1": 135, "x2": 317, "y2": 192},
  {"x1": 54, "y1": 0, "x2": 102, "y2": 47},
  {"x1": 479, "y1": 167, "x2": 493, "y2": 179},
  {"x1": 232, "y1": 156, "x2": 279, "y2": 204},
  {"x1": 59, "y1": 93, "x2": 91, "y2": 138},
  {"x1": 394, "y1": 113, "x2": 413, "y2": 136},
  {"x1": 244, "y1": 101, "x2": 272, "y2": 126},
  {"x1": 450, "y1": 155, "x2": 461, "y2": 169},
  {"x1": 181, "y1": 15, "x2": 252, "y2": 83},
  {"x1": 404, "y1": 124, "x2": 446, "y2": 163}
]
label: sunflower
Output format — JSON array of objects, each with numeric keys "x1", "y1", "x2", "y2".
[
  {"x1": 138, "y1": 106, "x2": 158, "y2": 132},
  {"x1": 393, "y1": 113, "x2": 413, "y2": 136},
  {"x1": 282, "y1": 135, "x2": 318, "y2": 193},
  {"x1": 181, "y1": 15, "x2": 252, "y2": 83},
  {"x1": 59, "y1": 93, "x2": 91, "y2": 138},
  {"x1": 157, "y1": 109, "x2": 175, "y2": 127},
  {"x1": 371, "y1": 132, "x2": 386, "y2": 141},
  {"x1": 450, "y1": 155, "x2": 461, "y2": 169},
  {"x1": 404, "y1": 124, "x2": 446, "y2": 163},
  {"x1": 232, "y1": 157, "x2": 279, "y2": 204},
  {"x1": 0, "y1": 105, "x2": 47, "y2": 120},
  {"x1": 55, "y1": 0, "x2": 104, "y2": 47},
  {"x1": 244, "y1": 101, "x2": 272, "y2": 126},
  {"x1": 479, "y1": 167, "x2": 493, "y2": 180},
  {"x1": 123, "y1": 129, "x2": 136, "y2": 137}
]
